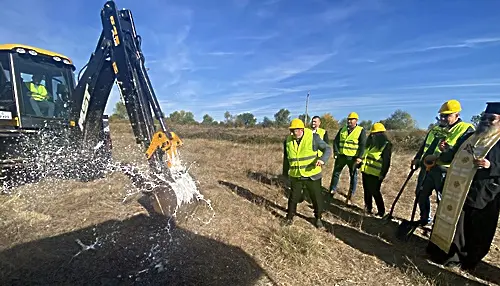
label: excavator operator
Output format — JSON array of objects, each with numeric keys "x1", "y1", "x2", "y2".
[{"x1": 25, "y1": 73, "x2": 55, "y2": 117}]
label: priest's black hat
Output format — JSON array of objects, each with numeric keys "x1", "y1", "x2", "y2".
[{"x1": 485, "y1": 102, "x2": 500, "y2": 114}]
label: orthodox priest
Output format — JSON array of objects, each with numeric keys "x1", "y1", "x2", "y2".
[{"x1": 425, "y1": 102, "x2": 500, "y2": 270}]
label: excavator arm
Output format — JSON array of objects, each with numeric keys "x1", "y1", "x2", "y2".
[{"x1": 71, "y1": 1, "x2": 181, "y2": 175}]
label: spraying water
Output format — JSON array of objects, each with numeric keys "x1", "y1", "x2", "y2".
[{"x1": 0, "y1": 125, "x2": 215, "y2": 281}]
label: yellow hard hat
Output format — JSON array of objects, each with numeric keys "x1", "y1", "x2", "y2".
[
  {"x1": 371, "y1": 122, "x2": 386, "y2": 133},
  {"x1": 347, "y1": 112, "x2": 359, "y2": 119},
  {"x1": 289, "y1": 118, "x2": 305, "y2": 129},
  {"x1": 439, "y1": 99, "x2": 462, "y2": 114}
]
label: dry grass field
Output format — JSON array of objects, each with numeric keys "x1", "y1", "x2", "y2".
[{"x1": 0, "y1": 122, "x2": 499, "y2": 285}]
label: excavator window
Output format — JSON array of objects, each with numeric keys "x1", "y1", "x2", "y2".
[
  {"x1": 11, "y1": 53, "x2": 74, "y2": 121},
  {"x1": 0, "y1": 53, "x2": 15, "y2": 118}
]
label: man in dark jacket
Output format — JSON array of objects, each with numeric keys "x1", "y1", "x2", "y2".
[
  {"x1": 426, "y1": 102, "x2": 500, "y2": 271},
  {"x1": 282, "y1": 118, "x2": 332, "y2": 228}
]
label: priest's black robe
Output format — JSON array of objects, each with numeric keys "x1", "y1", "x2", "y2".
[{"x1": 426, "y1": 131, "x2": 500, "y2": 270}]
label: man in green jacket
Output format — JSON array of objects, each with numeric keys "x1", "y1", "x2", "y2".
[
  {"x1": 411, "y1": 100, "x2": 475, "y2": 225},
  {"x1": 282, "y1": 118, "x2": 332, "y2": 228}
]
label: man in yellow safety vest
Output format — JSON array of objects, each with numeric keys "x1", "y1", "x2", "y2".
[
  {"x1": 426, "y1": 102, "x2": 500, "y2": 270},
  {"x1": 310, "y1": 115, "x2": 329, "y2": 191},
  {"x1": 329, "y1": 112, "x2": 366, "y2": 204},
  {"x1": 360, "y1": 122, "x2": 392, "y2": 217},
  {"x1": 311, "y1": 116, "x2": 330, "y2": 153},
  {"x1": 283, "y1": 118, "x2": 332, "y2": 228},
  {"x1": 25, "y1": 73, "x2": 55, "y2": 117},
  {"x1": 411, "y1": 99, "x2": 475, "y2": 225}
]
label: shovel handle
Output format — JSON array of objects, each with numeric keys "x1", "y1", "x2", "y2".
[{"x1": 423, "y1": 159, "x2": 436, "y2": 172}]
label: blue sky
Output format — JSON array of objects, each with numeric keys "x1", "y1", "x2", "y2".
[{"x1": 2, "y1": 0, "x2": 499, "y2": 128}]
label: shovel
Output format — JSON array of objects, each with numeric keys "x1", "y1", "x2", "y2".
[
  {"x1": 382, "y1": 167, "x2": 417, "y2": 222},
  {"x1": 396, "y1": 160, "x2": 435, "y2": 242}
]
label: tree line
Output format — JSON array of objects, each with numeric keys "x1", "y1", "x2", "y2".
[{"x1": 110, "y1": 101, "x2": 482, "y2": 131}]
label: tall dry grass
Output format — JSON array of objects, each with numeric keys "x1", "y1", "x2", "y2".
[{"x1": 0, "y1": 122, "x2": 498, "y2": 285}]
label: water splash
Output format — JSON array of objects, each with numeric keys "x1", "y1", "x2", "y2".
[{"x1": 1, "y1": 125, "x2": 216, "y2": 279}]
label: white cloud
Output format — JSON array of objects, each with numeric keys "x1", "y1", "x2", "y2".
[
  {"x1": 200, "y1": 51, "x2": 254, "y2": 56},
  {"x1": 234, "y1": 33, "x2": 278, "y2": 41},
  {"x1": 392, "y1": 81, "x2": 500, "y2": 90},
  {"x1": 235, "y1": 52, "x2": 336, "y2": 86},
  {"x1": 390, "y1": 36, "x2": 500, "y2": 54}
]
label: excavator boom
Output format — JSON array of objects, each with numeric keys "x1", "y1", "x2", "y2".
[{"x1": 71, "y1": 1, "x2": 181, "y2": 174}]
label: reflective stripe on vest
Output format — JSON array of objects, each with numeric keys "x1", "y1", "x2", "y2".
[
  {"x1": 286, "y1": 128, "x2": 322, "y2": 178},
  {"x1": 421, "y1": 128, "x2": 437, "y2": 157},
  {"x1": 315, "y1": 128, "x2": 326, "y2": 157},
  {"x1": 26, "y1": 82, "x2": 48, "y2": 101},
  {"x1": 435, "y1": 121, "x2": 475, "y2": 167},
  {"x1": 360, "y1": 142, "x2": 387, "y2": 177},
  {"x1": 339, "y1": 125, "x2": 363, "y2": 156}
]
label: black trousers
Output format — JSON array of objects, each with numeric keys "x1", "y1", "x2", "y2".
[
  {"x1": 361, "y1": 173, "x2": 385, "y2": 215},
  {"x1": 426, "y1": 193, "x2": 500, "y2": 269},
  {"x1": 287, "y1": 177, "x2": 323, "y2": 220}
]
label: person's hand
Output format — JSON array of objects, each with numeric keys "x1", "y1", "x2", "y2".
[
  {"x1": 411, "y1": 159, "x2": 420, "y2": 168},
  {"x1": 474, "y1": 158, "x2": 490, "y2": 169},
  {"x1": 438, "y1": 140, "x2": 450, "y2": 152},
  {"x1": 355, "y1": 158, "x2": 362, "y2": 165},
  {"x1": 424, "y1": 154, "x2": 438, "y2": 163},
  {"x1": 316, "y1": 160, "x2": 325, "y2": 166}
]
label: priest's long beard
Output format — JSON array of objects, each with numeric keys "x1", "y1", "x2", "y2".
[{"x1": 476, "y1": 121, "x2": 500, "y2": 136}]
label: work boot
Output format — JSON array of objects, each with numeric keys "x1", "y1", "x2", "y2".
[
  {"x1": 314, "y1": 218, "x2": 324, "y2": 229},
  {"x1": 345, "y1": 194, "x2": 352, "y2": 205},
  {"x1": 281, "y1": 217, "x2": 293, "y2": 226}
]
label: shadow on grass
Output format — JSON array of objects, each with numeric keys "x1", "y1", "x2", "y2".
[
  {"x1": 218, "y1": 180, "x2": 317, "y2": 227},
  {"x1": 0, "y1": 214, "x2": 269, "y2": 286},
  {"x1": 220, "y1": 178, "x2": 498, "y2": 286},
  {"x1": 325, "y1": 195, "x2": 500, "y2": 286}
]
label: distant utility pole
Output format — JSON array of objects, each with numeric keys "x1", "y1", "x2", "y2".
[{"x1": 305, "y1": 91, "x2": 310, "y2": 126}]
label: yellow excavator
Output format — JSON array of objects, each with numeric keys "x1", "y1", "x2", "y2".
[{"x1": 0, "y1": 1, "x2": 186, "y2": 217}]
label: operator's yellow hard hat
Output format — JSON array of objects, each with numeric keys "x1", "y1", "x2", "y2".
[
  {"x1": 347, "y1": 112, "x2": 359, "y2": 119},
  {"x1": 439, "y1": 99, "x2": 462, "y2": 114},
  {"x1": 289, "y1": 118, "x2": 305, "y2": 129},
  {"x1": 370, "y1": 122, "x2": 386, "y2": 133}
]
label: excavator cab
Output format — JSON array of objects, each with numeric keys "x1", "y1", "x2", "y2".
[
  {"x1": 0, "y1": 44, "x2": 113, "y2": 181},
  {"x1": 0, "y1": 44, "x2": 76, "y2": 129},
  {"x1": 0, "y1": 44, "x2": 80, "y2": 178}
]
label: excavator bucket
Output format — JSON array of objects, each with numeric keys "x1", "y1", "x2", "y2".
[
  {"x1": 145, "y1": 131, "x2": 183, "y2": 168},
  {"x1": 138, "y1": 130, "x2": 192, "y2": 219}
]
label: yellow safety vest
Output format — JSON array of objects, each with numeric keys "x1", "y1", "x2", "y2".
[
  {"x1": 314, "y1": 128, "x2": 326, "y2": 157},
  {"x1": 286, "y1": 128, "x2": 322, "y2": 178},
  {"x1": 26, "y1": 82, "x2": 49, "y2": 101},
  {"x1": 421, "y1": 127, "x2": 439, "y2": 157},
  {"x1": 360, "y1": 142, "x2": 388, "y2": 177},
  {"x1": 339, "y1": 125, "x2": 363, "y2": 156},
  {"x1": 433, "y1": 121, "x2": 475, "y2": 167}
]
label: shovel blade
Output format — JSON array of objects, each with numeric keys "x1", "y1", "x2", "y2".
[{"x1": 396, "y1": 220, "x2": 419, "y2": 241}]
